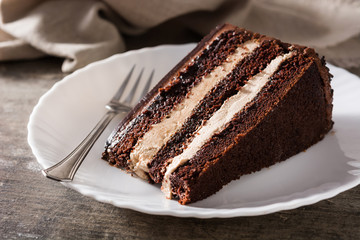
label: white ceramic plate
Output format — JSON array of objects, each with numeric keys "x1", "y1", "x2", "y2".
[{"x1": 28, "y1": 44, "x2": 360, "y2": 218}]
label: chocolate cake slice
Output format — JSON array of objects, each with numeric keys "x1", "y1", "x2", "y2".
[{"x1": 102, "y1": 23, "x2": 333, "y2": 204}]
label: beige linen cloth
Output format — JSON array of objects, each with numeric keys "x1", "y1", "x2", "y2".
[{"x1": 0, "y1": 0, "x2": 359, "y2": 72}]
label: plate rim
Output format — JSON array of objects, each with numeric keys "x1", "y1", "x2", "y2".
[{"x1": 28, "y1": 44, "x2": 360, "y2": 218}]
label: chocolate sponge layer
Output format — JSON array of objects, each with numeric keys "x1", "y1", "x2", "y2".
[{"x1": 148, "y1": 39, "x2": 289, "y2": 183}]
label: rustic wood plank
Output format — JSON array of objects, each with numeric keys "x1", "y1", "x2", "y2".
[{"x1": 1, "y1": 57, "x2": 360, "y2": 240}]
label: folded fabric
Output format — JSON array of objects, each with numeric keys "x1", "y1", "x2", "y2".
[
  {"x1": 0, "y1": 0, "x2": 124, "y2": 72},
  {"x1": 0, "y1": 0, "x2": 359, "y2": 72}
]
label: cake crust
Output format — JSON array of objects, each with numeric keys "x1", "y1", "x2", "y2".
[{"x1": 170, "y1": 57, "x2": 333, "y2": 204}]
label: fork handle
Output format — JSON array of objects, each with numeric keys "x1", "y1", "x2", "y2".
[{"x1": 42, "y1": 111, "x2": 118, "y2": 181}]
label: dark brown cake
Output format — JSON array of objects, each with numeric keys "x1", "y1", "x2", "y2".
[{"x1": 102, "y1": 23, "x2": 333, "y2": 204}]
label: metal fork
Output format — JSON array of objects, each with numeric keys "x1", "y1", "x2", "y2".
[{"x1": 42, "y1": 65, "x2": 154, "y2": 182}]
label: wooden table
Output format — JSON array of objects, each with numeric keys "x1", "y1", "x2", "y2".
[{"x1": 1, "y1": 33, "x2": 360, "y2": 239}]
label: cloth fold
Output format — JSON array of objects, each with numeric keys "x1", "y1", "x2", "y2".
[{"x1": 0, "y1": 0, "x2": 359, "y2": 72}]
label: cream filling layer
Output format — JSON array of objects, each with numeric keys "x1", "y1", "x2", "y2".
[
  {"x1": 129, "y1": 40, "x2": 260, "y2": 179},
  {"x1": 162, "y1": 51, "x2": 295, "y2": 198}
]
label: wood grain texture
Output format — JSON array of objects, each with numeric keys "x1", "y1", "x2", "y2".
[{"x1": 1, "y1": 56, "x2": 360, "y2": 240}]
